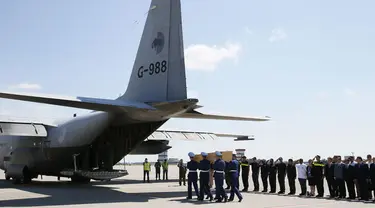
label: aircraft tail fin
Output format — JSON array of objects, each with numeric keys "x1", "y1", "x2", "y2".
[{"x1": 121, "y1": 0, "x2": 187, "y2": 103}]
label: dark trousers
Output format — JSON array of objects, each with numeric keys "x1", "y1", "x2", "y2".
[
  {"x1": 252, "y1": 173, "x2": 259, "y2": 191},
  {"x1": 199, "y1": 173, "x2": 212, "y2": 199},
  {"x1": 155, "y1": 168, "x2": 161, "y2": 180},
  {"x1": 214, "y1": 174, "x2": 227, "y2": 200},
  {"x1": 269, "y1": 174, "x2": 277, "y2": 192},
  {"x1": 229, "y1": 174, "x2": 242, "y2": 200},
  {"x1": 179, "y1": 171, "x2": 186, "y2": 185},
  {"x1": 242, "y1": 173, "x2": 249, "y2": 190},
  {"x1": 288, "y1": 177, "x2": 296, "y2": 194},
  {"x1": 298, "y1": 178, "x2": 307, "y2": 195},
  {"x1": 316, "y1": 177, "x2": 324, "y2": 196},
  {"x1": 345, "y1": 179, "x2": 356, "y2": 199},
  {"x1": 278, "y1": 175, "x2": 285, "y2": 192},
  {"x1": 187, "y1": 173, "x2": 199, "y2": 198},
  {"x1": 326, "y1": 178, "x2": 335, "y2": 197},
  {"x1": 143, "y1": 170, "x2": 150, "y2": 182},
  {"x1": 335, "y1": 178, "x2": 346, "y2": 198},
  {"x1": 261, "y1": 175, "x2": 268, "y2": 191},
  {"x1": 163, "y1": 170, "x2": 168, "y2": 180},
  {"x1": 359, "y1": 179, "x2": 369, "y2": 200},
  {"x1": 225, "y1": 172, "x2": 231, "y2": 188}
]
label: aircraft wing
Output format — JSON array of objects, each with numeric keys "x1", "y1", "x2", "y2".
[
  {"x1": 146, "y1": 129, "x2": 255, "y2": 141},
  {"x1": 172, "y1": 109, "x2": 270, "y2": 121},
  {"x1": 0, "y1": 92, "x2": 156, "y2": 112}
]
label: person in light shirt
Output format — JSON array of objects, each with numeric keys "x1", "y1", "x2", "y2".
[{"x1": 295, "y1": 158, "x2": 308, "y2": 196}]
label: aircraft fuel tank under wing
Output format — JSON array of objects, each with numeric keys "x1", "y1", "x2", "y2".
[{"x1": 171, "y1": 109, "x2": 270, "y2": 121}]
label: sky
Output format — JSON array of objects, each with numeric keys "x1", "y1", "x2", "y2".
[{"x1": 0, "y1": 0, "x2": 375, "y2": 162}]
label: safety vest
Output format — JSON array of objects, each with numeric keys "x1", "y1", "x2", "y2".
[
  {"x1": 162, "y1": 162, "x2": 168, "y2": 170},
  {"x1": 143, "y1": 162, "x2": 151, "y2": 171}
]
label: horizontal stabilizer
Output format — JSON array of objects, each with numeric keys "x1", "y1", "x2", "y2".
[
  {"x1": 0, "y1": 92, "x2": 155, "y2": 112},
  {"x1": 147, "y1": 129, "x2": 254, "y2": 141},
  {"x1": 172, "y1": 110, "x2": 270, "y2": 121}
]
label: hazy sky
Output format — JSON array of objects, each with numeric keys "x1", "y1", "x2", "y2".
[{"x1": 1, "y1": 0, "x2": 374, "y2": 162}]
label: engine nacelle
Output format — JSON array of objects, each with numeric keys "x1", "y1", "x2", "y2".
[
  {"x1": 129, "y1": 140, "x2": 171, "y2": 155},
  {"x1": 5, "y1": 164, "x2": 25, "y2": 178}
]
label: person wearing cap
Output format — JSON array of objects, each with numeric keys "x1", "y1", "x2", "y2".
[
  {"x1": 213, "y1": 151, "x2": 228, "y2": 202},
  {"x1": 228, "y1": 154, "x2": 243, "y2": 202},
  {"x1": 186, "y1": 152, "x2": 200, "y2": 199},
  {"x1": 240, "y1": 156, "x2": 250, "y2": 192},
  {"x1": 311, "y1": 155, "x2": 324, "y2": 197},
  {"x1": 198, "y1": 152, "x2": 213, "y2": 201}
]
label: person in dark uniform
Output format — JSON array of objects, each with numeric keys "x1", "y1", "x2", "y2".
[
  {"x1": 275, "y1": 157, "x2": 287, "y2": 194},
  {"x1": 307, "y1": 159, "x2": 316, "y2": 196},
  {"x1": 343, "y1": 159, "x2": 356, "y2": 200},
  {"x1": 251, "y1": 157, "x2": 260, "y2": 192},
  {"x1": 355, "y1": 156, "x2": 370, "y2": 201},
  {"x1": 311, "y1": 155, "x2": 324, "y2": 198},
  {"x1": 225, "y1": 161, "x2": 231, "y2": 189},
  {"x1": 268, "y1": 158, "x2": 277, "y2": 193},
  {"x1": 260, "y1": 159, "x2": 269, "y2": 192},
  {"x1": 186, "y1": 152, "x2": 200, "y2": 199},
  {"x1": 286, "y1": 159, "x2": 296, "y2": 195},
  {"x1": 154, "y1": 159, "x2": 161, "y2": 180},
  {"x1": 228, "y1": 154, "x2": 243, "y2": 202},
  {"x1": 177, "y1": 159, "x2": 186, "y2": 186},
  {"x1": 240, "y1": 156, "x2": 250, "y2": 192},
  {"x1": 213, "y1": 151, "x2": 228, "y2": 202},
  {"x1": 334, "y1": 156, "x2": 346, "y2": 199},
  {"x1": 324, "y1": 157, "x2": 335, "y2": 198},
  {"x1": 370, "y1": 157, "x2": 375, "y2": 202},
  {"x1": 198, "y1": 152, "x2": 213, "y2": 201}
]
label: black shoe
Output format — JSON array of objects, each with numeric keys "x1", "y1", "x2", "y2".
[
  {"x1": 197, "y1": 198, "x2": 203, "y2": 201},
  {"x1": 186, "y1": 197, "x2": 192, "y2": 200},
  {"x1": 209, "y1": 196, "x2": 213, "y2": 201},
  {"x1": 239, "y1": 198, "x2": 243, "y2": 202},
  {"x1": 224, "y1": 196, "x2": 228, "y2": 202},
  {"x1": 228, "y1": 198, "x2": 234, "y2": 202},
  {"x1": 241, "y1": 189, "x2": 248, "y2": 192},
  {"x1": 225, "y1": 187, "x2": 230, "y2": 190},
  {"x1": 262, "y1": 190, "x2": 267, "y2": 193},
  {"x1": 205, "y1": 196, "x2": 209, "y2": 199}
]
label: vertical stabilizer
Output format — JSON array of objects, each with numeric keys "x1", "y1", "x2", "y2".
[{"x1": 121, "y1": 0, "x2": 187, "y2": 103}]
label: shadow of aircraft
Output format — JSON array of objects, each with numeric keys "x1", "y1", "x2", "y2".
[{"x1": 0, "y1": 179, "x2": 186, "y2": 207}]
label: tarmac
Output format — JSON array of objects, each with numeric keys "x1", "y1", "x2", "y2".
[{"x1": 0, "y1": 165, "x2": 373, "y2": 208}]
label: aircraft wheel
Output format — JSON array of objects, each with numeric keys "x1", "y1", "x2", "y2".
[
  {"x1": 22, "y1": 166, "x2": 32, "y2": 184},
  {"x1": 5, "y1": 176, "x2": 11, "y2": 181},
  {"x1": 71, "y1": 176, "x2": 91, "y2": 184}
]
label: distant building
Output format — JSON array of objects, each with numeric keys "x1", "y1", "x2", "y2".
[
  {"x1": 158, "y1": 151, "x2": 168, "y2": 161},
  {"x1": 235, "y1": 149, "x2": 246, "y2": 160}
]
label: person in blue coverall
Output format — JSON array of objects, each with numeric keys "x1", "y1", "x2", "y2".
[
  {"x1": 213, "y1": 151, "x2": 228, "y2": 202},
  {"x1": 186, "y1": 152, "x2": 200, "y2": 199},
  {"x1": 198, "y1": 152, "x2": 213, "y2": 201},
  {"x1": 228, "y1": 154, "x2": 243, "y2": 202}
]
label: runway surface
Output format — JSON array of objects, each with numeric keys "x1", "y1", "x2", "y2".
[{"x1": 0, "y1": 165, "x2": 373, "y2": 207}]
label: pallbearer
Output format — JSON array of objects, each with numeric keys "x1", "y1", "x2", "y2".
[
  {"x1": 228, "y1": 154, "x2": 243, "y2": 202},
  {"x1": 198, "y1": 152, "x2": 213, "y2": 201},
  {"x1": 213, "y1": 151, "x2": 228, "y2": 202},
  {"x1": 186, "y1": 152, "x2": 200, "y2": 199}
]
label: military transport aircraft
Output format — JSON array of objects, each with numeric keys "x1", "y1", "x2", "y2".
[{"x1": 0, "y1": 0, "x2": 270, "y2": 184}]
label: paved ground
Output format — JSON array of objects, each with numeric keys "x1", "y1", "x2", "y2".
[{"x1": 0, "y1": 165, "x2": 373, "y2": 207}]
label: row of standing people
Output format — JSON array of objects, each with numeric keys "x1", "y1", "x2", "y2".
[
  {"x1": 232, "y1": 154, "x2": 375, "y2": 203},
  {"x1": 142, "y1": 158, "x2": 169, "y2": 182}
]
